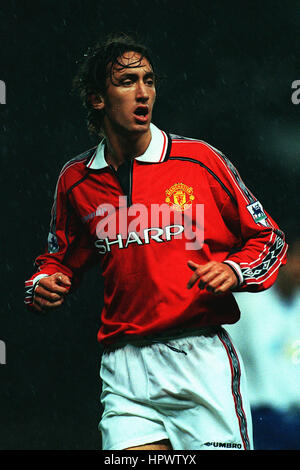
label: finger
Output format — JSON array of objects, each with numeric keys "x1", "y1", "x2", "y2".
[
  {"x1": 187, "y1": 263, "x2": 213, "y2": 289},
  {"x1": 188, "y1": 266, "x2": 222, "y2": 290},
  {"x1": 54, "y1": 273, "x2": 72, "y2": 287},
  {"x1": 38, "y1": 280, "x2": 70, "y2": 295},
  {"x1": 187, "y1": 260, "x2": 212, "y2": 275},
  {"x1": 214, "y1": 278, "x2": 236, "y2": 294},
  {"x1": 188, "y1": 269, "x2": 212, "y2": 289},
  {"x1": 34, "y1": 285, "x2": 63, "y2": 302},
  {"x1": 196, "y1": 270, "x2": 223, "y2": 289},
  {"x1": 33, "y1": 295, "x2": 65, "y2": 309},
  {"x1": 202, "y1": 272, "x2": 228, "y2": 291},
  {"x1": 187, "y1": 260, "x2": 199, "y2": 271},
  {"x1": 187, "y1": 271, "x2": 202, "y2": 289}
]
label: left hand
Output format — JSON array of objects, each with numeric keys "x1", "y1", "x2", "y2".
[{"x1": 187, "y1": 260, "x2": 238, "y2": 294}]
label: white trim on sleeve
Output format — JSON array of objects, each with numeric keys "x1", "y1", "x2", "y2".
[{"x1": 223, "y1": 260, "x2": 244, "y2": 286}]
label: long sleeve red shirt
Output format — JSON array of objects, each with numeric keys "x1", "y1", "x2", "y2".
[{"x1": 25, "y1": 124, "x2": 288, "y2": 344}]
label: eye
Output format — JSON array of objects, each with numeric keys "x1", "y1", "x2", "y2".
[
  {"x1": 145, "y1": 77, "x2": 155, "y2": 86},
  {"x1": 121, "y1": 79, "x2": 133, "y2": 86}
]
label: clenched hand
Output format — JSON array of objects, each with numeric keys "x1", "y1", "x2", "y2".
[{"x1": 32, "y1": 273, "x2": 71, "y2": 313}]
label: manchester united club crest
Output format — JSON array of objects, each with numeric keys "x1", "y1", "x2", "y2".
[{"x1": 165, "y1": 183, "x2": 195, "y2": 211}]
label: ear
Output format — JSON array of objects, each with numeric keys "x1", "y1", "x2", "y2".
[{"x1": 89, "y1": 93, "x2": 105, "y2": 110}]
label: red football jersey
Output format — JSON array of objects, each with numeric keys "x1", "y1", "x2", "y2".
[{"x1": 25, "y1": 124, "x2": 288, "y2": 344}]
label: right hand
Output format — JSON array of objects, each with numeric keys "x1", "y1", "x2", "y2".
[{"x1": 32, "y1": 272, "x2": 71, "y2": 313}]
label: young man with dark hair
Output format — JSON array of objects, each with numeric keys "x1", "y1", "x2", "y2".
[{"x1": 25, "y1": 34, "x2": 288, "y2": 450}]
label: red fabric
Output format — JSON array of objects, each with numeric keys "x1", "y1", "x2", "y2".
[{"x1": 25, "y1": 134, "x2": 287, "y2": 344}]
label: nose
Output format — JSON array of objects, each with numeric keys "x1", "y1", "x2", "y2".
[{"x1": 136, "y1": 80, "x2": 149, "y2": 102}]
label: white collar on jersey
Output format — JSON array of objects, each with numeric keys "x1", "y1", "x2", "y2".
[{"x1": 86, "y1": 123, "x2": 169, "y2": 170}]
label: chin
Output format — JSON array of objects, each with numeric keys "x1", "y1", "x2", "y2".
[
  {"x1": 112, "y1": 119, "x2": 151, "y2": 137},
  {"x1": 129, "y1": 123, "x2": 151, "y2": 134}
]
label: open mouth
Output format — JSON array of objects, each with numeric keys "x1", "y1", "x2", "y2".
[{"x1": 133, "y1": 106, "x2": 149, "y2": 122}]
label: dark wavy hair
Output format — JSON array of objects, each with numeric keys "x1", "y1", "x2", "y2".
[{"x1": 73, "y1": 33, "x2": 157, "y2": 137}]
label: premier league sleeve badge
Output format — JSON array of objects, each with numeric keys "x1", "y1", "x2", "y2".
[{"x1": 246, "y1": 201, "x2": 269, "y2": 227}]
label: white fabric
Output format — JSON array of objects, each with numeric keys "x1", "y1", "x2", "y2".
[
  {"x1": 99, "y1": 330, "x2": 253, "y2": 450},
  {"x1": 32, "y1": 273, "x2": 49, "y2": 286},
  {"x1": 223, "y1": 260, "x2": 244, "y2": 285},
  {"x1": 87, "y1": 123, "x2": 168, "y2": 170},
  {"x1": 226, "y1": 287, "x2": 300, "y2": 411}
]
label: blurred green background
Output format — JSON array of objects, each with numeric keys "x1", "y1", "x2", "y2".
[{"x1": 0, "y1": 0, "x2": 299, "y2": 450}]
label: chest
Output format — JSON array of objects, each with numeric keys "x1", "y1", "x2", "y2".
[{"x1": 70, "y1": 159, "x2": 229, "y2": 243}]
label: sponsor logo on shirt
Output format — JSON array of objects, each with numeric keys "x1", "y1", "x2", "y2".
[{"x1": 95, "y1": 224, "x2": 185, "y2": 254}]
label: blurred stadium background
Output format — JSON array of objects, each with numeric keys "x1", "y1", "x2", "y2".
[{"x1": 0, "y1": 0, "x2": 299, "y2": 450}]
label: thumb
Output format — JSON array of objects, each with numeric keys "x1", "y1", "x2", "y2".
[{"x1": 54, "y1": 272, "x2": 72, "y2": 286}]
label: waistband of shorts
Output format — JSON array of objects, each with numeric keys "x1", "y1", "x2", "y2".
[{"x1": 101, "y1": 325, "x2": 223, "y2": 354}]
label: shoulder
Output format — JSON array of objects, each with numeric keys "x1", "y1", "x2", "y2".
[
  {"x1": 168, "y1": 132, "x2": 242, "y2": 183},
  {"x1": 56, "y1": 146, "x2": 97, "y2": 190},
  {"x1": 168, "y1": 132, "x2": 225, "y2": 166}
]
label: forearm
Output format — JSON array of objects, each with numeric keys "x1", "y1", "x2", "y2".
[{"x1": 225, "y1": 228, "x2": 287, "y2": 292}]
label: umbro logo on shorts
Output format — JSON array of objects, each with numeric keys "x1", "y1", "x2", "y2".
[{"x1": 204, "y1": 441, "x2": 242, "y2": 449}]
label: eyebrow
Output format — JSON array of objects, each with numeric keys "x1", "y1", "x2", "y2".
[
  {"x1": 109, "y1": 68, "x2": 156, "y2": 88},
  {"x1": 118, "y1": 71, "x2": 155, "y2": 79}
]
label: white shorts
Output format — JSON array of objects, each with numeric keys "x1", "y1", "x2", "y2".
[{"x1": 99, "y1": 327, "x2": 253, "y2": 450}]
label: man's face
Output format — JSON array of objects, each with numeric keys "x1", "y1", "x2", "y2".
[{"x1": 100, "y1": 51, "x2": 156, "y2": 136}]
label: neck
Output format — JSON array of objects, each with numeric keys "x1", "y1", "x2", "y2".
[{"x1": 104, "y1": 124, "x2": 152, "y2": 170}]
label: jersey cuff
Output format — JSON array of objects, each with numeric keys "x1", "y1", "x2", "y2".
[
  {"x1": 223, "y1": 260, "x2": 244, "y2": 286},
  {"x1": 24, "y1": 274, "x2": 50, "y2": 305},
  {"x1": 33, "y1": 273, "x2": 50, "y2": 284}
]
